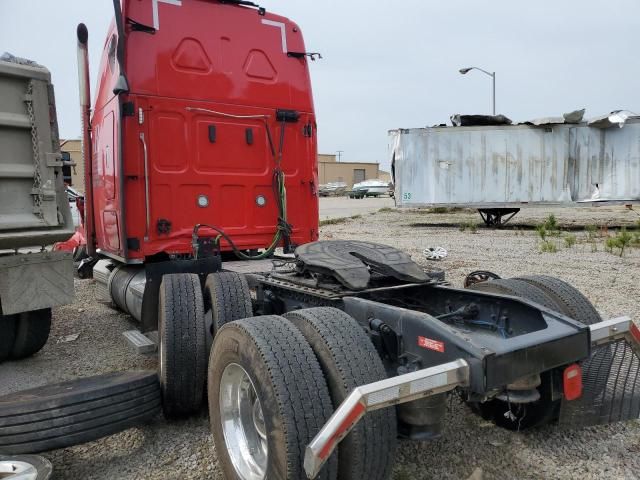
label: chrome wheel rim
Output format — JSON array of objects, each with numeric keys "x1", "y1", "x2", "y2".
[
  {"x1": 220, "y1": 363, "x2": 268, "y2": 480},
  {"x1": 0, "y1": 460, "x2": 39, "y2": 480}
]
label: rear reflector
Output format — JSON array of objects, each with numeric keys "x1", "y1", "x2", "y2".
[
  {"x1": 563, "y1": 364, "x2": 583, "y2": 401},
  {"x1": 317, "y1": 401, "x2": 365, "y2": 461},
  {"x1": 631, "y1": 322, "x2": 640, "y2": 344}
]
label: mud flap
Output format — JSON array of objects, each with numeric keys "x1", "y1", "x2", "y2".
[{"x1": 559, "y1": 318, "x2": 640, "y2": 427}]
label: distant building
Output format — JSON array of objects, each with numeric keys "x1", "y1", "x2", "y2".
[
  {"x1": 318, "y1": 154, "x2": 386, "y2": 187},
  {"x1": 60, "y1": 139, "x2": 84, "y2": 193},
  {"x1": 378, "y1": 170, "x2": 391, "y2": 183},
  {"x1": 60, "y1": 144, "x2": 390, "y2": 194}
]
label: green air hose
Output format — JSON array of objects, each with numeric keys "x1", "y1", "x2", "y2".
[{"x1": 192, "y1": 118, "x2": 292, "y2": 260}]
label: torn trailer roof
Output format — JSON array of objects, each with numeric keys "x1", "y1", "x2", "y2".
[{"x1": 390, "y1": 114, "x2": 640, "y2": 208}]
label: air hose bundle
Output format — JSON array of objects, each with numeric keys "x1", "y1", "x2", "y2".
[{"x1": 186, "y1": 107, "x2": 295, "y2": 260}]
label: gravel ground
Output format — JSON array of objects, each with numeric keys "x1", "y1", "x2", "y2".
[
  {"x1": 319, "y1": 196, "x2": 394, "y2": 220},
  {"x1": 0, "y1": 204, "x2": 639, "y2": 479}
]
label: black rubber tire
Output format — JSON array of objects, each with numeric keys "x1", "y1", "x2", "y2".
[
  {"x1": 203, "y1": 272, "x2": 252, "y2": 345},
  {"x1": 284, "y1": 307, "x2": 397, "y2": 480},
  {"x1": 516, "y1": 275, "x2": 612, "y2": 398},
  {"x1": 515, "y1": 275, "x2": 602, "y2": 325},
  {"x1": 158, "y1": 273, "x2": 207, "y2": 418},
  {"x1": 0, "y1": 455, "x2": 53, "y2": 479},
  {"x1": 73, "y1": 245, "x2": 88, "y2": 262},
  {"x1": 467, "y1": 278, "x2": 565, "y2": 430},
  {"x1": 10, "y1": 309, "x2": 52, "y2": 360},
  {"x1": 208, "y1": 316, "x2": 338, "y2": 480},
  {"x1": 0, "y1": 315, "x2": 17, "y2": 363},
  {"x1": 468, "y1": 278, "x2": 562, "y2": 310},
  {"x1": 0, "y1": 371, "x2": 160, "y2": 454}
]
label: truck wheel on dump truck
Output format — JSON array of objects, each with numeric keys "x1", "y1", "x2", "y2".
[
  {"x1": 203, "y1": 272, "x2": 252, "y2": 347},
  {"x1": 0, "y1": 371, "x2": 160, "y2": 454},
  {"x1": 158, "y1": 274, "x2": 206, "y2": 418},
  {"x1": 0, "y1": 315, "x2": 17, "y2": 362},
  {"x1": 467, "y1": 278, "x2": 565, "y2": 430},
  {"x1": 10, "y1": 309, "x2": 52, "y2": 360},
  {"x1": 208, "y1": 316, "x2": 338, "y2": 480},
  {"x1": 284, "y1": 307, "x2": 397, "y2": 480}
]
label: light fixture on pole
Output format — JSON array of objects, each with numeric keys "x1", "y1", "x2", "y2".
[{"x1": 459, "y1": 66, "x2": 496, "y2": 116}]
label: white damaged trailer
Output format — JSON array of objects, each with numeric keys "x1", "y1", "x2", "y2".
[{"x1": 390, "y1": 117, "x2": 640, "y2": 224}]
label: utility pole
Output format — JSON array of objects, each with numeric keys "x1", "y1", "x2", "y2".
[{"x1": 336, "y1": 150, "x2": 344, "y2": 162}]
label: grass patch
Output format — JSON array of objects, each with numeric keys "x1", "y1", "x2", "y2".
[
  {"x1": 428, "y1": 206, "x2": 464, "y2": 214},
  {"x1": 319, "y1": 217, "x2": 348, "y2": 226},
  {"x1": 563, "y1": 233, "x2": 577, "y2": 248},
  {"x1": 459, "y1": 220, "x2": 478, "y2": 233},
  {"x1": 605, "y1": 228, "x2": 633, "y2": 257},
  {"x1": 540, "y1": 240, "x2": 558, "y2": 253},
  {"x1": 378, "y1": 207, "x2": 394, "y2": 213},
  {"x1": 585, "y1": 224, "x2": 598, "y2": 240},
  {"x1": 319, "y1": 214, "x2": 362, "y2": 227},
  {"x1": 543, "y1": 213, "x2": 559, "y2": 231},
  {"x1": 535, "y1": 225, "x2": 547, "y2": 240}
]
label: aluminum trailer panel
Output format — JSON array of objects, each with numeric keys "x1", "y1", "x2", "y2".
[
  {"x1": 390, "y1": 120, "x2": 640, "y2": 207},
  {"x1": 0, "y1": 59, "x2": 73, "y2": 249}
]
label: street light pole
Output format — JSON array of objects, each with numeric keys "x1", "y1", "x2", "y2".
[
  {"x1": 336, "y1": 150, "x2": 344, "y2": 162},
  {"x1": 459, "y1": 66, "x2": 496, "y2": 116},
  {"x1": 491, "y1": 72, "x2": 496, "y2": 116}
]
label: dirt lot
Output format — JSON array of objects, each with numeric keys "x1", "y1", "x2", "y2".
[
  {"x1": 1, "y1": 204, "x2": 639, "y2": 479},
  {"x1": 319, "y1": 196, "x2": 394, "y2": 220}
]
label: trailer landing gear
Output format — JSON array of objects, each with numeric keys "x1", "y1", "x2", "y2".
[{"x1": 478, "y1": 208, "x2": 520, "y2": 227}]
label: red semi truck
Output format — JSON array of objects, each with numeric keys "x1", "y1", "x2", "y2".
[{"x1": 1, "y1": 2, "x2": 639, "y2": 479}]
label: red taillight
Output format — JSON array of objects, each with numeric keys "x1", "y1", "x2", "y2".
[
  {"x1": 631, "y1": 322, "x2": 640, "y2": 344},
  {"x1": 563, "y1": 364, "x2": 583, "y2": 401},
  {"x1": 318, "y1": 401, "x2": 365, "y2": 461}
]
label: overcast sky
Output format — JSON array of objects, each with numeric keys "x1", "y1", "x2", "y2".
[{"x1": 1, "y1": 0, "x2": 638, "y2": 170}]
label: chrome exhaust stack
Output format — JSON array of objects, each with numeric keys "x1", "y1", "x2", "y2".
[{"x1": 76, "y1": 23, "x2": 96, "y2": 257}]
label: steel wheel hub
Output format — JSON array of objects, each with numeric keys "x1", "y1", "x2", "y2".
[
  {"x1": 220, "y1": 363, "x2": 268, "y2": 480},
  {"x1": 0, "y1": 460, "x2": 39, "y2": 480}
]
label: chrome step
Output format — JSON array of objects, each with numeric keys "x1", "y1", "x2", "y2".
[{"x1": 123, "y1": 330, "x2": 157, "y2": 354}]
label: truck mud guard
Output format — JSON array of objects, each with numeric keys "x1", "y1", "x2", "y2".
[
  {"x1": 303, "y1": 359, "x2": 470, "y2": 479},
  {"x1": 560, "y1": 316, "x2": 640, "y2": 428}
]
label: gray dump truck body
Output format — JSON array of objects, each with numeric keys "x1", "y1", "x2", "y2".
[
  {"x1": 0, "y1": 58, "x2": 73, "y2": 315},
  {"x1": 390, "y1": 119, "x2": 640, "y2": 208}
]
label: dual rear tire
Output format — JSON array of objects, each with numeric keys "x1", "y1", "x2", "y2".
[
  {"x1": 158, "y1": 273, "x2": 397, "y2": 479},
  {"x1": 158, "y1": 271, "x2": 253, "y2": 418},
  {"x1": 0, "y1": 309, "x2": 52, "y2": 363},
  {"x1": 208, "y1": 308, "x2": 397, "y2": 480}
]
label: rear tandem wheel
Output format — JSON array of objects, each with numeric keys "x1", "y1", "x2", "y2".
[
  {"x1": 208, "y1": 316, "x2": 338, "y2": 480},
  {"x1": 284, "y1": 307, "x2": 397, "y2": 480},
  {"x1": 467, "y1": 276, "x2": 607, "y2": 430},
  {"x1": 158, "y1": 273, "x2": 207, "y2": 418},
  {"x1": 467, "y1": 278, "x2": 566, "y2": 429},
  {"x1": 203, "y1": 272, "x2": 253, "y2": 350}
]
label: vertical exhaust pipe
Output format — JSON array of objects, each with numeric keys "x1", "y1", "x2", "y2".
[{"x1": 77, "y1": 23, "x2": 96, "y2": 257}]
